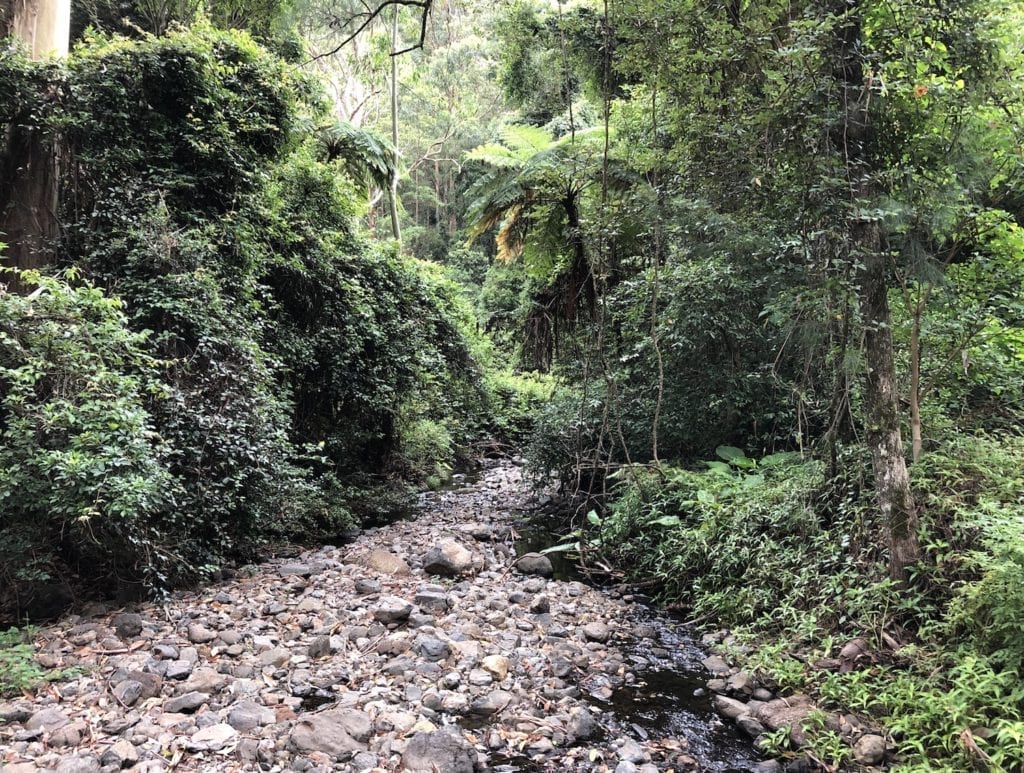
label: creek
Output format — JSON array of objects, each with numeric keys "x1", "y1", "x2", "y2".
[{"x1": 509, "y1": 515, "x2": 763, "y2": 772}]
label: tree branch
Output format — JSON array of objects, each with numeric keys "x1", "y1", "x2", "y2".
[{"x1": 306, "y1": 0, "x2": 432, "y2": 65}]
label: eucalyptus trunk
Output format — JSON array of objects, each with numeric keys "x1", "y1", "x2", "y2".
[
  {"x1": 387, "y1": 3, "x2": 402, "y2": 244},
  {"x1": 0, "y1": 0, "x2": 69, "y2": 293}
]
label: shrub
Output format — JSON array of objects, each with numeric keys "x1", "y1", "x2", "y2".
[{"x1": 0, "y1": 270, "x2": 178, "y2": 592}]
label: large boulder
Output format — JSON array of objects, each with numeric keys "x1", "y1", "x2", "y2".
[{"x1": 421, "y1": 540, "x2": 475, "y2": 577}]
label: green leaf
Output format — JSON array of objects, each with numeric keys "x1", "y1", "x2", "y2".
[
  {"x1": 705, "y1": 460, "x2": 732, "y2": 475},
  {"x1": 715, "y1": 445, "x2": 746, "y2": 461},
  {"x1": 586, "y1": 510, "x2": 602, "y2": 526},
  {"x1": 697, "y1": 489, "x2": 716, "y2": 505},
  {"x1": 742, "y1": 474, "x2": 765, "y2": 489}
]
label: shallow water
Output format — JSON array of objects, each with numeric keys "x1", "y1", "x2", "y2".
[{"x1": 513, "y1": 520, "x2": 762, "y2": 772}]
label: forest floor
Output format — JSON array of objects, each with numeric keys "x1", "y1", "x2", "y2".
[{"x1": 0, "y1": 460, "x2": 765, "y2": 773}]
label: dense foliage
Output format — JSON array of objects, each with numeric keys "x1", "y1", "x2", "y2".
[{"x1": 0, "y1": 25, "x2": 496, "y2": 616}]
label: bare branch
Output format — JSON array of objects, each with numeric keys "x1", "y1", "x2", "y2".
[{"x1": 305, "y1": 0, "x2": 432, "y2": 65}]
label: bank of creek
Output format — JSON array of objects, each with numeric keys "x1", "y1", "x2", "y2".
[{"x1": 0, "y1": 459, "x2": 768, "y2": 772}]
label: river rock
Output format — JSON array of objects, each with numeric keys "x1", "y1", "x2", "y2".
[
  {"x1": 289, "y1": 708, "x2": 371, "y2": 757},
  {"x1": 853, "y1": 733, "x2": 886, "y2": 764},
  {"x1": 713, "y1": 694, "x2": 751, "y2": 721},
  {"x1": 481, "y1": 654, "x2": 509, "y2": 680},
  {"x1": 26, "y1": 707, "x2": 70, "y2": 733},
  {"x1": 702, "y1": 655, "x2": 731, "y2": 676},
  {"x1": 402, "y1": 728, "x2": 475, "y2": 773},
  {"x1": 471, "y1": 689, "x2": 515, "y2": 715},
  {"x1": 568, "y1": 706, "x2": 599, "y2": 741},
  {"x1": 415, "y1": 635, "x2": 450, "y2": 661},
  {"x1": 187, "y1": 623, "x2": 217, "y2": 644},
  {"x1": 227, "y1": 700, "x2": 276, "y2": 731},
  {"x1": 754, "y1": 694, "x2": 815, "y2": 747},
  {"x1": 113, "y1": 613, "x2": 144, "y2": 639},
  {"x1": 516, "y1": 552, "x2": 554, "y2": 577},
  {"x1": 583, "y1": 622, "x2": 611, "y2": 642},
  {"x1": 55, "y1": 756, "x2": 101, "y2": 773},
  {"x1": 164, "y1": 690, "x2": 207, "y2": 713},
  {"x1": 112, "y1": 679, "x2": 143, "y2": 706},
  {"x1": 422, "y1": 540, "x2": 474, "y2": 576},
  {"x1": 374, "y1": 596, "x2": 413, "y2": 623},
  {"x1": 100, "y1": 738, "x2": 139, "y2": 768},
  {"x1": 188, "y1": 723, "x2": 238, "y2": 751},
  {"x1": 363, "y1": 549, "x2": 411, "y2": 575}
]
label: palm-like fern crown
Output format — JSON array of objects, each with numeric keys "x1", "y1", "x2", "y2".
[
  {"x1": 319, "y1": 120, "x2": 396, "y2": 192},
  {"x1": 464, "y1": 124, "x2": 606, "y2": 263}
]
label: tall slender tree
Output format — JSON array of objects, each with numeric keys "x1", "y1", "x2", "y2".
[{"x1": 0, "y1": 0, "x2": 69, "y2": 291}]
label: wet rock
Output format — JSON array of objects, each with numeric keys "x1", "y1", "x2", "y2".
[
  {"x1": 713, "y1": 694, "x2": 751, "y2": 721},
  {"x1": 516, "y1": 552, "x2": 554, "y2": 577},
  {"x1": 421, "y1": 540, "x2": 474, "y2": 577},
  {"x1": 113, "y1": 613, "x2": 144, "y2": 639},
  {"x1": 853, "y1": 733, "x2": 886, "y2": 765},
  {"x1": 702, "y1": 655, "x2": 731, "y2": 676},
  {"x1": 402, "y1": 728, "x2": 475, "y2": 773},
  {"x1": 373, "y1": 596, "x2": 413, "y2": 624},
  {"x1": 363, "y1": 549, "x2": 411, "y2": 575},
  {"x1": 568, "y1": 706, "x2": 599, "y2": 741}
]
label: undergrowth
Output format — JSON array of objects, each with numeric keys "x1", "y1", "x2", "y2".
[{"x1": 593, "y1": 434, "x2": 1024, "y2": 770}]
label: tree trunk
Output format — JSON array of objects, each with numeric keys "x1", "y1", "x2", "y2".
[
  {"x1": 387, "y1": 3, "x2": 402, "y2": 244},
  {"x1": 909, "y1": 299, "x2": 922, "y2": 464},
  {"x1": 1, "y1": 0, "x2": 71, "y2": 58},
  {"x1": 859, "y1": 247, "x2": 920, "y2": 582},
  {"x1": 1, "y1": 0, "x2": 69, "y2": 293},
  {"x1": 833, "y1": 0, "x2": 921, "y2": 583}
]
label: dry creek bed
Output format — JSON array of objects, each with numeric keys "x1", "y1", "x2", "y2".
[{"x1": 1, "y1": 459, "x2": 774, "y2": 773}]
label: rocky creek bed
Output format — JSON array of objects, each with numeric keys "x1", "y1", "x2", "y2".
[{"x1": 1, "y1": 460, "x2": 772, "y2": 773}]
